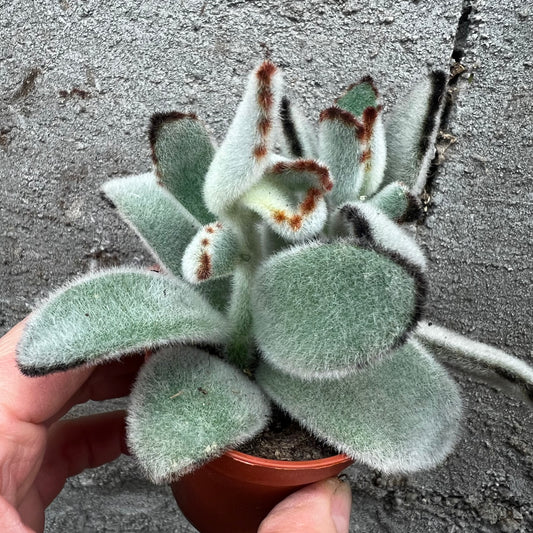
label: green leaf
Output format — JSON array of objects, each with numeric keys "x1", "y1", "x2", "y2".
[
  {"x1": 338, "y1": 202, "x2": 427, "y2": 271},
  {"x1": 318, "y1": 107, "x2": 366, "y2": 208},
  {"x1": 17, "y1": 269, "x2": 229, "y2": 376},
  {"x1": 252, "y1": 241, "x2": 426, "y2": 380},
  {"x1": 256, "y1": 340, "x2": 462, "y2": 473},
  {"x1": 182, "y1": 221, "x2": 241, "y2": 283},
  {"x1": 149, "y1": 112, "x2": 215, "y2": 225},
  {"x1": 102, "y1": 173, "x2": 200, "y2": 276},
  {"x1": 415, "y1": 321, "x2": 533, "y2": 406},
  {"x1": 279, "y1": 96, "x2": 319, "y2": 159},
  {"x1": 336, "y1": 76, "x2": 379, "y2": 116},
  {"x1": 335, "y1": 77, "x2": 386, "y2": 198},
  {"x1": 368, "y1": 181, "x2": 421, "y2": 223},
  {"x1": 240, "y1": 159, "x2": 332, "y2": 241},
  {"x1": 383, "y1": 71, "x2": 447, "y2": 193},
  {"x1": 203, "y1": 61, "x2": 283, "y2": 216},
  {"x1": 128, "y1": 346, "x2": 271, "y2": 483}
]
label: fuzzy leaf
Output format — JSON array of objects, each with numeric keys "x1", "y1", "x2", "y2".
[
  {"x1": 204, "y1": 61, "x2": 283, "y2": 215},
  {"x1": 17, "y1": 269, "x2": 229, "y2": 376},
  {"x1": 279, "y1": 96, "x2": 319, "y2": 159},
  {"x1": 196, "y1": 277, "x2": 231, "y2": 314},
  {"x1": 336, "y1": 77, "x2": 386, "y2": 197},
  {"x1": 256, "y1": 340, "x2": 462, "y2": 473},
  {"x1": 336, "y1": 76, "x2": 379, "y2": 116},
  {"x1": 128, "y1": 346, "x2": 271, "y2": 483},
  {"x1": 368, "y1": 181, "x2": 421, "y2": 223},
  {"x1": 252, "y1": 241, "x2": 426, "y2": 380},
  {"x1": 149, "y1": 112, "x2": 216, "y2": 224},
  {"x1": 182, "y1": 222, "x2": 241, "y2": 284},
  {"x1": 339, "y1": 202, "x2": 427, "y2": 271},
  {"x1": 240, "y1": 159, "x2": 332, "y2": 241},
  {"x1": 383, "y1": 71, "x2": 447, "y2": 193},
  {"x1": 102, "y1": 173, "x2": 200, "y2": 276},
  {"x1": 415, "y1": 322, "x2": 533, "y2": 406},
  {"x1": 318, "y1": 107, "x2": 366, "y2": 207}
]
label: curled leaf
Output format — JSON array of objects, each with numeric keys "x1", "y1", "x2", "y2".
[
  {"x1": 240, "y1": 158, "x2": 332, "y2": 241},
  {"x1": 204, "y1": 61, "x2": 283, "y2": 215},
  {"x1": 182, "y1": 222, "x2": 241, "y2": 284}
]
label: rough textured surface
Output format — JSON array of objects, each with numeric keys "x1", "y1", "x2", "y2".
[{"x1": 1, "y1": 1, "x2": 531, "y2": 532}]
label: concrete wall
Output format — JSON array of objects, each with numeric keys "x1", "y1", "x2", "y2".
[{"x1": 1, "y1": 1, "x2": 531, "y2": 531}]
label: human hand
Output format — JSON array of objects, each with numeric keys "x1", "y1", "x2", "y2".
[
  {"x1": 259, "y1": 477, "x2": 352, "y2": 533},
  {"x1": 0, "y1": 319, "x2": 144, "y2": 533}
]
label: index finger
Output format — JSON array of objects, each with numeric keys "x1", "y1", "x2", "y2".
[{"x1": 0, "y1": 319, "x2": 94, "y2": 425}]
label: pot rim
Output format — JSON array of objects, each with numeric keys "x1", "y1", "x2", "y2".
[
  {"x1": 224, "y1": 449, "x2": 353, "y2": 470},
  {"x1": 197, "y1": 449, "x2": 353, "y2": 486}
]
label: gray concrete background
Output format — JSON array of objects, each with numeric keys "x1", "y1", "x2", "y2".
[{"x1": 1, "y1": 1, "x2": 531, "y2": 531}]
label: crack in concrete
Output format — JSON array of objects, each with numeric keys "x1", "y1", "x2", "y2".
[{"x1": 421, "y1": 0, "x2": 475, "y2": 218}]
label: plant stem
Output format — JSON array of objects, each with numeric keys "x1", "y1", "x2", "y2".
[{"x1": 224, "y1": 210, "x2": 261, "y2": 369}]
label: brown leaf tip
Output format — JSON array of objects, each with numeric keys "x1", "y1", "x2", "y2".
[
  {"x1": 256, "y1": 61, "x2": 278, "y2": 86},
  {"x1": 196, "y1": 251, "x2": 212, "y2": 281},
  {"x1": 300, "y1": 187, "x2": 322, "y2": 215},
  {"x1": 272, "y1": 160, "x2": 333, "y2": 192},
  {"x1": 319, "y1": 107, "x2": 365, "y2": 139},
  {"x1": 149, "y1": 111, "x2": 198, "y2": 165},
  {"x1": 253, "y1": 143, "x2": 268, "y2": 159},
  {"x1": 335, "y1": 75, "x2": 380, "y2": 107}
]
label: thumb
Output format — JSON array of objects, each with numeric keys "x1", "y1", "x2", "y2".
[{"x1": 258, "y1": 477, "x2": 352, "y2": 533}]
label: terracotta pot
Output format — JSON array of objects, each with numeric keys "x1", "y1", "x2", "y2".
[{"x1": 170, "y1": 449, "x2": 353, "y2": 533}]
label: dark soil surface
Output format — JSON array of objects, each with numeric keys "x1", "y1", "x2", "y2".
[{"x1": 237, "y1": 407, "x2": 339, "y2": 461}]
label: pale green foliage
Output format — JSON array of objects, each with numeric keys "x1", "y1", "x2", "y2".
[
  {"x1": 128, "y1": 346, "x2": 270, "y2": 483},
  {"x1": 102, "y1": 172, "x2": 229, "y2": 312},
  {"x1": 17, "y1": 269, "x2": 229, "y2": 376},
  {"x1": 150, "y1": 113, "x2": 216, "y2": 225},
  {"x1": 383, "y1": 71, "x2": 447, "y2": 193},
  {"x1": 182, "y1": 222, "x2": 241, "y2": 284},
  {"x1": 368, "y1": 181, "x2": 419, "y2": 222},
  {"x1": 102, "y1": 173, "x2": 199, "y2": 276},
  {"x1": 336, "y1": 78, "x2": 386, "y2": 197},
  {"x1": 336, "y1": 79, "x2": 377, "y2": 116},
  {"x1": 240, "y1": 158, "x2": 331, "y2": 241},
  {"x1": 318, "y1": 109, "x2": 365, "y2": 208},
  {"x1": 415, "y1": 322, "x2": 533, "y2": 406},
  {"x1": 203, "y1": 63, "x2": 283, "y2": 216},
  {"x1": 338, "y1": 202, "x2": 427, "y2": 271},
  {"x1": 256, "y1": 340, "x2": 462, "y2": 473},
  {"x1": 252, "y1": 241, "x2": 419, "y2": 379},
  {"x1": 16, "y1": 62, "x2": 533, "y2": 485}
]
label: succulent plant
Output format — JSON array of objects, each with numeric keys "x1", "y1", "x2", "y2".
[{"x1": 16, "y1": 61, "x2": 533, "y2": 484}]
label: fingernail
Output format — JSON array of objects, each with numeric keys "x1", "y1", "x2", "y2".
[{"x1": 331, "y1": 478, "x2": 352, "y2": 533}]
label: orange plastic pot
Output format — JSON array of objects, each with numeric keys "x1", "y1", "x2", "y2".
[{"x1": 170, "y1": 449, "x2": 353, "y2": 533}]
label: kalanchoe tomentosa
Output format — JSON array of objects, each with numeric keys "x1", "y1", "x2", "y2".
[{"x1": 16, "y1": 61, "x2": 533, "y2": 483}]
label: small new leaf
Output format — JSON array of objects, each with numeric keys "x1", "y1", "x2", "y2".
[
  {"x1": 240, "y1": 159, "x2": 332, "y2": 241},
  {"x1": 182, "y1": 222, "x2": 241, "y2": 283},
  {"x1": 368, "y1": 181, "x2": 421, "y2": 223},
  {"x1": 336, "y1": 77, "x2": 386, "y2": 196},
  {"x1": 318, "y1": 107, "x2": 366, "y2": 208}
]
